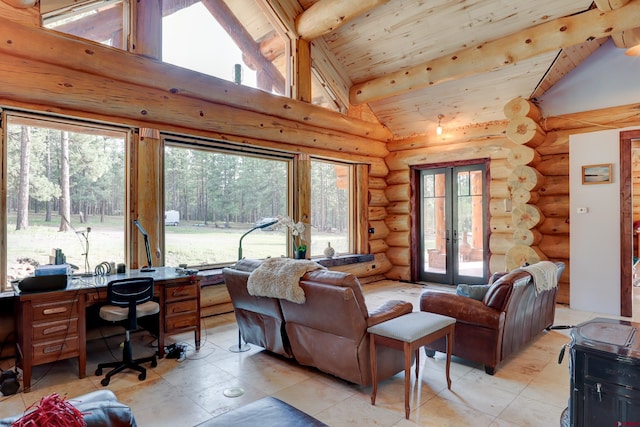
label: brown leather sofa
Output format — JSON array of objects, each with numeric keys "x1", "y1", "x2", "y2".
[
  {"x1": 420, "y1": 262, "x2": 565, "y2": 375},
  {"x1": 222, "y1": 259, "x2": 413, "y2": 386},
  {"x1": 0, "y1": 390, "x2": 137, "y2": 427}
]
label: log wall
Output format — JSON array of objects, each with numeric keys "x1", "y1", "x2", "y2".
[
  {"x1": 384, "y1": 100, "x2": 640, "y2": 305},
  {"x1": 385, "y1": 134, "x2": 517, "y2": 282}
]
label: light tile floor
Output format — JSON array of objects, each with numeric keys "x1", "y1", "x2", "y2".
[{"x1": 1, "y1": 280, "x2": 637, "y2": 426}]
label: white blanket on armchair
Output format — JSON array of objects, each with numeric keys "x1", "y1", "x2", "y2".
[
  {"x1": 247, "y1": 258, "x2": 325, "y2": 304},
  {"x1": 520, "y1": 261, "x2": 559, "y2": 294}
]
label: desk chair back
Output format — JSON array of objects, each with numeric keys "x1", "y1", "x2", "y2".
[{"x1": 101, "y1": 277, "x2": 158, "y2": 331}]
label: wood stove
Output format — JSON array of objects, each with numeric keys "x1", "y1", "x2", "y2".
[{"x1": 568, "y1": 317, "x2": 640, "y2": 426}]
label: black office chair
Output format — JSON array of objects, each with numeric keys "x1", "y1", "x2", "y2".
[{"x1": 95, "y1": 277, "x2": 159, "y2": 386}]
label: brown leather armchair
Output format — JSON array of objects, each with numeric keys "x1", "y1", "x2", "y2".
[
  {"x1": 223, "y1": 260, "x2": 413, "y2": 386},
  {"x1": 420, "y1": 262, "x2": 564, "y2": 375}
]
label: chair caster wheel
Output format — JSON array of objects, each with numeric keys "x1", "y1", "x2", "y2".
[
  {"x1": 95, "y1": 368, "x2": 103, "y2": 376},
  {"x1": 100, "y1": 378, "x2": 110, "y2": 387},
  {"x1": 151, "y1": 359, "x2": 157, "y2": 368},
  {"x1": 138, "y1": 372, "x2": 146, "y2": 381}
]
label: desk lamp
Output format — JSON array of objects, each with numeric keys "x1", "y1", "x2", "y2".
[
  {"x1": 237, "y1": 218, "x2": 279, "y2": 260},
  {"x1": 230, "y1": 217, "x2": 279, "y2": 353},
  {"x1": 76, "y1": 227, "x2": 92, "y2": 275},
  {"x1": 133, "y1": 220, "x2": 155, "y2": 272}
]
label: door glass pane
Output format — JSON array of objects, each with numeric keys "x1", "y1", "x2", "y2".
[
  {"x1": 423, "y1": 172, "x2": 447, "y2": 273},
  {"x1": 457, "y1": 169, "x2": 484, "y2": 278}
]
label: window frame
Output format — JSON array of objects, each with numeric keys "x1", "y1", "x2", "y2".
[
  {"x1": 42, "y1": 0, "x2": 131, "y2": 50},
  {"x1": 309, "y1": 157, "x2": 355, "y2": 256},
  {"x1": 161, "y1": 134, "x2": 295, "y2": 269},
  {"x1": 1, "y1": 110, "x2": 133, "y2": 292}
]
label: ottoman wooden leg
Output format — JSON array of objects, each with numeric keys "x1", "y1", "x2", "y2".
[
  {"x1": 404, "y1": 341, "x2": 411, "y2": 419},
  {"x1": 445, "y1": 324, "x2": 454, "y2": 390}
]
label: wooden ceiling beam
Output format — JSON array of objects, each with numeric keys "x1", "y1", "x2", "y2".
[
  {"x1": 201, "y1": 0, "x2": 285, "y2": 94},
  {"x1": 593, "y1": 0, "x2": 631, "y2": 11},
  {"x1": 350, "y1": 0, "x2": 640, "y2": 106},
  {"x1": 1, "y1": 0, "x2": 36, "y2": 7},
  {"x1": 296, "y1": 0, "x2": 390, "y2": 41}
]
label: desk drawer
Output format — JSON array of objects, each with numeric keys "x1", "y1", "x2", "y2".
[
  {"x1": 32, "y1": 299, "x2": 79, "y2": 322},
  {"x1": 166, "y1": 313, "x2": 198, "y2": 331},
  {"x1": 165, "y1": 284, "x2": 197, "y2": 302},
  {"x1": 33, "y1": 317, "x2": 79, "y2": 340},
  {"x1": 85, "y1": 290, "x2": 107, "y2": 305},
  {"x1": 32, "y1": 336, "x2": 80, "y2": 365},
  {"x1": 166, "y1": 300, "x2": 197, "y2": 316}
]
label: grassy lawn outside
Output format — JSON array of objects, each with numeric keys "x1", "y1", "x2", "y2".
[{"x1": 5, "y1": 214, "x2": 349, "y2": 285}]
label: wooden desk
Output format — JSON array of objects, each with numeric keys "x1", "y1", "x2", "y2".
[{"x1": 15, "y1": 267, "x2": 201, "y2": 391}]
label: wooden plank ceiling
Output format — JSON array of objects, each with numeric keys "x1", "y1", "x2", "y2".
[{"x1": 300, "y1": 0, "x2": 596, "y2": 138}]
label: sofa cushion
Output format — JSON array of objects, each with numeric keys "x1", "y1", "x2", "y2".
[
  {"x1": 456, "y1": 284, "x2": 490, "y2": 300},
  {"x1": 301, "y1": 269, "x2": 368, "y2": 319}
]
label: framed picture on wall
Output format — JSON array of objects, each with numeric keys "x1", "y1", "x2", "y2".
[{"x1": 582, "y1": 163, "x2": 612, "y2": 185}]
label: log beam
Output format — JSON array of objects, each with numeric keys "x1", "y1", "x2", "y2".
[
  {"x1": 0, "y1": 53, "x2": 388, "y2": 159},
  {"x1": 350, "y1": 1, "x2": 640, "y2": 105},
  {"x1": 0, "y1": 16, "x2": 391, "y2": 142},
  {"x1": 202, "y1": 0, "x2": 285, "y2": 94},
  {"x1": 295, "y1": 0, "x2": 390, "y2": 41},
  {"x1": 1, "y1": 0, "x2": 36, "y2": 7},
  {"x1": 594, "y1": 0, "x2": 631, "y2": 11},
  {"x1": 612, "y1": 27, "x2": 640, "y2": 48}
]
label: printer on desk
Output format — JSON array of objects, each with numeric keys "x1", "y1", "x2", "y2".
[{"x1": 16, "y1": 264, "x2": 71, "y2": 293}]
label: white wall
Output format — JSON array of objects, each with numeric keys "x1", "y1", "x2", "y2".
[
  {"x1": 569, "y1": 129, "x2": 621, "y2": 315},
  {"x1": 539, "y1": 39, "x2": 640, "y2": 117}
]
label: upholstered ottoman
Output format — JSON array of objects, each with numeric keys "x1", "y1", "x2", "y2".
[
  {"x1": 368, "y1": 311, "x2": 455, "y2": 419},
  {"x1": 196, "y1": 396, "x2": 328, "y2": 426}
]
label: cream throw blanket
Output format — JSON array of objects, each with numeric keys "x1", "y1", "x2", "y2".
[
  {"x1": 247, "y1": 258, "x2": 325, "y2": 304},
  {"x1": 520, "y1": 261, "x2": 559, "y2": 294}
]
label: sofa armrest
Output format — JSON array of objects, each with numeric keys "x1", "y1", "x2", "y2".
[
  {"x1": 420, "y1": 290, "x2": 503, "y2": 330},
  {"x1": 367, "y1": 300, "x2": 413, "y2": 327}
]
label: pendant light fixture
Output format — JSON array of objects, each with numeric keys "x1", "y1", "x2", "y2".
[{"x1": 436, "y1": 114, "x2": 444, "y2": 135}]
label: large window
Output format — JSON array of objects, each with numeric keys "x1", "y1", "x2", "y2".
[
  {"x1": 163, "y1": 1, "x2": 287, "y2": 96},
  {"x1": 310, "y1": 160, "x2": 351, "y2": 257},
  {"x1": 42, "y1": 0, "x2": 129, "y2": 49},
  {"x1": 2, "y1": 113, "x2": 128, "y2": 291},
  {"x1": 163, "y1": 140, "x2": 290, "y2": 267}
]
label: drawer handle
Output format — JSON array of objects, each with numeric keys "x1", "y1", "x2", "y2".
[
  {"x1": 43, "y1": 344, "x2": 66, "y2": 354},
  {"x1": 43, "y1": 307, "x2": 68, "y2": 315},
  {"x1": 43, "y1": 325, "x2": 69, "y2": 335},
  {"x1": 171, "y1": 291, "x2": 190, "y2": 298}
]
